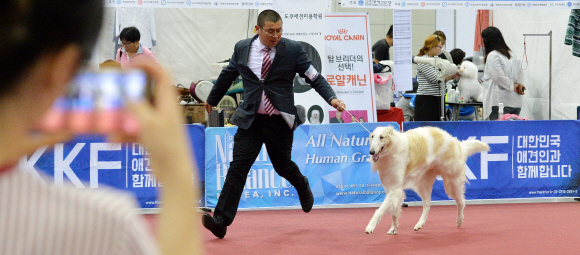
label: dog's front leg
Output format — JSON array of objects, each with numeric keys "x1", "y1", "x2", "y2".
[
  {"x1": 365, "y1": 189, "x2": 404, "y2": 235},
  {"x1": 386, "y1": 189, "x2": 404, "y2": 235},
  {"x1": 387, "y1": 214, "x2": 400, "y2": 235},
  {"x1": 365, "y1": 199, "x2": 388, "y2": 234}
]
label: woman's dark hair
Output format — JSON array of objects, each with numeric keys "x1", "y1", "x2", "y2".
[
  {"x1": 120, "y1": 27, "x2": 141, "y2": 43},
  {"x1": 481, "y1": 26, "x2": 511, "y2": 63},
  {"x1": 0, "y1": 0, "x2": 103, "y2": 96},
  {"x1": 450, "y1": 48, "x2": 466, "y2": 66}
]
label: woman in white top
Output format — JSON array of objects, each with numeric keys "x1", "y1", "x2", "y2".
[
  {"x1": 415, "y1": 35, "x2": 456, "y2": 121},
  {"x1": 481, "y1": 26, "x2": 526, "y2": 120}
]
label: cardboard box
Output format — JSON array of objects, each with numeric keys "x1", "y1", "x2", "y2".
[{"x1": 183, "y1": 104, "x2": 205, "y2": 124}]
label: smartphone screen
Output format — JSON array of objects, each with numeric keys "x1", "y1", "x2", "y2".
[
  {"x1": 39, "y1": 70, "x2": 149, "y2": 134},
  {"x1": 70, "y1": 72, "x2": 96, "y2": 133}
]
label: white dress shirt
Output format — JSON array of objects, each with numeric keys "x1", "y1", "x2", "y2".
[
  {"x1": 248, "y1": 38, "x2": 280, "y2": 115},
  {"x1": 481, "y1": 50, "x2": 524, "y2": 120}
]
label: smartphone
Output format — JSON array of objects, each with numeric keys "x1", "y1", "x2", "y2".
[{"x1": 39, "y1": 69, "x2": 150, "y2": 135}]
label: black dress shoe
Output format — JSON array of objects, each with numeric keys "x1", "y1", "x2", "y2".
[
  {"x1": 297, "y1": 176, "x2": 314, "y2": 213},
  {"x1": 202, "y1": 213, "x2": 227, "y2": 239}
]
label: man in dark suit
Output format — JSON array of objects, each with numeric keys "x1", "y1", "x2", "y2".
[
  {"x1": 202, "y1": 10, "x2": 345, "y2": 239},
  {"x1": 329, "y1": 111, "x2": 345, "y2": 123}
]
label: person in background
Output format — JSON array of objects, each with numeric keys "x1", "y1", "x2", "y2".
[
  {"x1": 350, "y1": 115, "x2": 357, "y2": 123},
  {"x1": 481, "y1": 26, "x2": 525, "y2": 120},
  {"x1": 447, "y1": 48, "x2": 477, "y2": 120},
  {"x1": 359, "y1": 117, "x2": 365, "y2": 123},
  {"x1": 330, "y1": 110, "x2": 345, "y2": 123},
  {"x1": 414, "y1": 35, "x2": 456, "y2": 121},
  {"x1": 202, "y1": 9, "x2": 345, "y2": 239},
  {"x1": 433, "y1": 30, "x2": 453, "y2": 61},
  {"x1": 116, "y1": 26, "x2": 160, "y2": 69},
  {"x1": 0, "y1": 0, "x2": 200, "y2": 254},
  {"x1": 372, "y1": 25, "x2": 393, "y2": 64}
]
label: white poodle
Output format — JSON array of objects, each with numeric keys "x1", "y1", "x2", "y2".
[{"x1": 457, "y1": 61, "x2": 483, "y2": 102}]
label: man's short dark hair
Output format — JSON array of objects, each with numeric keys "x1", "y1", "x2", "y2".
[
  {"x1": 257, "y1": 10, "x2": 282, "y2": 27},
  {"x1": 120, "y1": 27, "x2": 141, "y2": 42},
  {"x1": 450, "y1": 48, "x2": 466, "y2": 66},
  {"x1": 386, "y1": 25, "x2": 393, "y2": 38},
  {"x1": 0, "y1": 0, "x2": 103, "y2": 97}
]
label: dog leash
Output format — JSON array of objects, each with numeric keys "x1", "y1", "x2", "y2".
[{"x1": 340, "y1": 102, "x2": 371, "y2": 134}]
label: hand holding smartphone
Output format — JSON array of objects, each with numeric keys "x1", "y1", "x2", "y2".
[{"x1": 39, "y1": 69, "x2": 150, "y2": 135}]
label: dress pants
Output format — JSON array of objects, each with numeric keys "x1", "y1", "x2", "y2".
[{"x1": 214, "y1": 114, "x2": 307, "y2": 226}]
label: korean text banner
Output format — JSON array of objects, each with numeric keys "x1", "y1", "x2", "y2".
[
  {"x1": 205, "y1": 122, "x2": 400, "y2": 209},
  {"x1": 324, "y1": 13, "x2": 377, "y2": 122},
  {"x1": 274, "y1": 0, "x2": 331, "y2": 125},
  {"x1": 404, "y1": 121, "x2": 580, "y2": 201},
  {"x1": 341, "y1": 0, "x2": 580, "y2": 9},
  {"x1": 104, "y1": 0, "x2": 273, "y2": 9},
  {"x1": 22, "y1": 125, "x2": 206, "y2": 208}
]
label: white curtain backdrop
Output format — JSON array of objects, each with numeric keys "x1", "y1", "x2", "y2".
[
  {"x1": 97, "y1": 8, "x2": 257, "y2": 87},
  {"x1": 494, "y1": 10, "x2": 580, "y2": 120},
  {"x1": 94, "y1": 8, "x2": 580, "y2": 120}
]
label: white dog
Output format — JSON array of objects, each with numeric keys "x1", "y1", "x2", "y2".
[
  {"x1": 457, "y1": 61, "x2": 483, "y2": 102},
  {"x1": 365, "y1": 126, "x2": 489, "y2": 235}
]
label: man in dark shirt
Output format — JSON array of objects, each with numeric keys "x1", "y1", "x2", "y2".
[{"x1": 372, "y1": 25, "x2": 393, "y2": 64}]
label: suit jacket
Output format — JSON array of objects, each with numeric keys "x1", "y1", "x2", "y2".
[
  {"x1": 329, "y1": 117, "x2": 344, "y2": 123},
  {"x1": 206, "y1": 35, "x2": 337, "y2": 130}
]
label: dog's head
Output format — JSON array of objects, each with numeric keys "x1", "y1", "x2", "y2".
[
  {"x1": 369, "y1": 126, "x2": 396, "y2": 162},
  {"x1": 458, "y1": 61, "x2": 478, "y2": 79}
]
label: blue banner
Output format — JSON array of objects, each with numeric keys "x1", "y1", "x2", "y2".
[
  {"x1": 204, "y1": 122, "x2": 400, "y2": 209},
  {"x1": 26, "y1": 124, "x2": 205, "y2": 208},
  {"x1": 205, "y1": 121, "x2": 580, "y2": 209},
  {"x1": 404, "y1": 121, "x2": 580, "y2": 201}
]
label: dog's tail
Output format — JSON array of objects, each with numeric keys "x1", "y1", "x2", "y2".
[{"x1": 460, "y1": 139, "x2": 490, "y2": 158}]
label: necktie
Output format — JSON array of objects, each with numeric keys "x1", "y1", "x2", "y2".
[{"x1": 261, "y1": 47, "x2": 275, "y2": 115}]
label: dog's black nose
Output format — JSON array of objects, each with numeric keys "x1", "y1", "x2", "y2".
[{"x1": 369, "y1": 150, "x2": 375, "y2": 155}]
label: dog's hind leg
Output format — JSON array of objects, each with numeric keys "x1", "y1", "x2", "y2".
[
  {"x1": 443, "y1": 169, "x2": 467, "y2": 227},
  {"x1": 365, "y1": 189, "x2": 405, "y2": 235},
  {"x1": 414, "y1": 172, "x2": 437, "y2": 231},
  {"x1": 453, "y1": 179, "x2": 466, "y2": 227}
]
